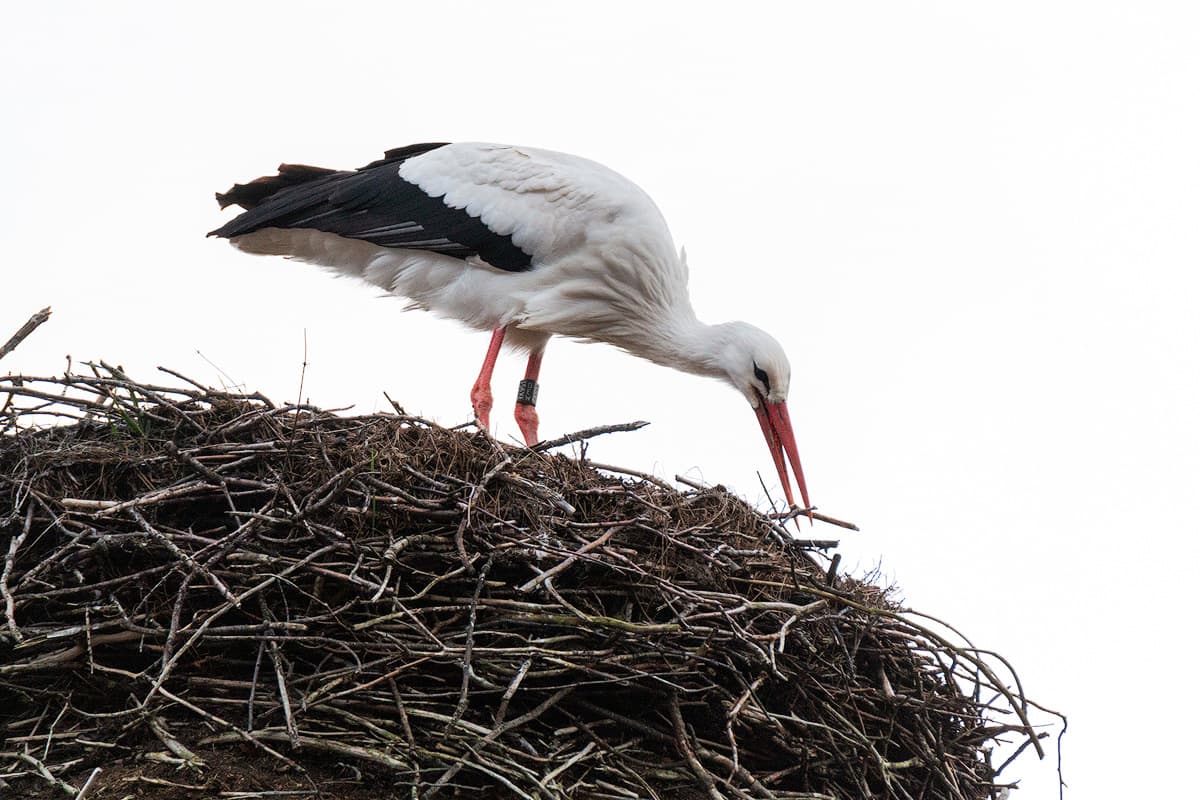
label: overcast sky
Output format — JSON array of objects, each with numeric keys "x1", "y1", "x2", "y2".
[{"x1": 4, "y1": 2, "x2": 1198, "y2": 796}]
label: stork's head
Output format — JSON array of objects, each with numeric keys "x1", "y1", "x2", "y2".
[{"x1": 716, "y1": 322, "x2": 810, "y2": 513}]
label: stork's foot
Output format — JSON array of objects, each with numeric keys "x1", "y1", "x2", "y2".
[
  {"x1": 470, "y1": 383, "x2": 493, "y2": 431},
  {"x1": 471, "y1": 325, "x2": 507, "y2": 432},
  {"x1": 514, "y1": 402, "x2": 539, "y2": 447}
]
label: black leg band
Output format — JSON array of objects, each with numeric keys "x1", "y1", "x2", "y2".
[{"x1": 516, "y1": 379, "x2": 539, "y2": 406}]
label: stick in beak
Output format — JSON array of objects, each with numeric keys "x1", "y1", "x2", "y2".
[{"x1": 754, "y1": 399, "x2": 811, "y2": 517}]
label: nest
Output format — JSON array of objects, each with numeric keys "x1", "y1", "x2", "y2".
[{"x1": 0, "y1": 363, "x2": 1049, "y2": 799}]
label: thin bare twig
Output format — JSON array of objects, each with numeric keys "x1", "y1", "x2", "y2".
[
  {"x1": 0, "y1": 306, "x2": 51, "y2": 362},
  {"x1": 531, "y1": 420, "x2": 650, "y2": 451}
]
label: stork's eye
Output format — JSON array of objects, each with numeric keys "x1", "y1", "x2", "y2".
[{"x1": 752, "y1": 362, "x2": 771, "y2": 393}]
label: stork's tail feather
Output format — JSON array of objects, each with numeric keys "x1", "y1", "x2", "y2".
[{"x1": 214, "y1": 164, "x2": 341, "y2": 211}]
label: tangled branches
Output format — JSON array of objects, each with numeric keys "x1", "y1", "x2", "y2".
[{"x1": 0, "y1": 364, "x2": 1052, "y2": 798}]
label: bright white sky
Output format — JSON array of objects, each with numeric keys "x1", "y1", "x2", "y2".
[{"x1": 3, "y1": 2, "x2": 1198, "y2": 796}]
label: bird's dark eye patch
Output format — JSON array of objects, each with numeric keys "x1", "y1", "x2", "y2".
[{"x1": 752, "y1": 362, "x2": 771, "y2": 393}]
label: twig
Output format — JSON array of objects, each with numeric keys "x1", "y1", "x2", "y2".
[
  {"x1": 517, "y1": 524, "x2": 622, "y2": 593},
  {"x1": 1, "y1": 750, "x2": 77, "y2": 796},
  {"x1": 147, "y1": 716, "x2": 204, "y2": 768},
  {"x1": 1, "y1": 504, "x2": 33, "y2": 642},
  {"x1": 74, "y1": 766, "x2": 102, "y2": 800},
  {"x1": 585, "y1": 460, "x2": 676, "y2": 492},
  {"x1": 199, "y1": 730, "x2": 410, "y2": 771},
  {"x1": 671, "y1": 694, "x2": 727, "y2": 800},
  {"x1": 531, "y1": 420, "x2": 649, "y2": 451},
  {"x1": 0, "y1": 306, "x2": 51, "y2": 362}
]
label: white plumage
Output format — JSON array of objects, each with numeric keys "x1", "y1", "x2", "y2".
[{"x1": 212, "y1": 142, "x2": 810, "y2": 510}]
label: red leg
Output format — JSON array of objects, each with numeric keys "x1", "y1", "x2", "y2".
[
  {"x1": 471, "y1": 326, "x2": 506, "y2": 431},
  {"x1": 513, "y1": 346, "x2": 544, "y2": 447}
]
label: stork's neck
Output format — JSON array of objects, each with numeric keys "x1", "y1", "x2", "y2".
[{"x1": 631, "y1": 309, "x2": 737, "y2": 380}]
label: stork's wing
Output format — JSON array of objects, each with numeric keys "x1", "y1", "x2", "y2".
[
  {"x1": 208, "y1": 143, "x2": 534, "y2": 272},
  {"x1": 397, "y1": 143, "x2": 675, "y2": 268}
]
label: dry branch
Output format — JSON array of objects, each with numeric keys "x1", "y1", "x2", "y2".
[{"x1": 0, "y1": 307, "x2": 51, "y2": 363}]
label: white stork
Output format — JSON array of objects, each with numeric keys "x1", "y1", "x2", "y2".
[{"x1": 210, "y1": 142, "x2": 810, "y2": 510}]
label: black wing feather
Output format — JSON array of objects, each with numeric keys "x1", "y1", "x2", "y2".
[{"x1": 209, "y1": 143, "x2": 533, "y2": 272}]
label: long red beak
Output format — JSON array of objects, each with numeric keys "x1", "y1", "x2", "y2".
[{"x1": 754, "y1": 399, "x2": 811, "y2": 514}]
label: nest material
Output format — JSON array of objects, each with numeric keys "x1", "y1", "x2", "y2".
[{"x1": 0, "y1": 365, "x2": 1046, "y2": 799}]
